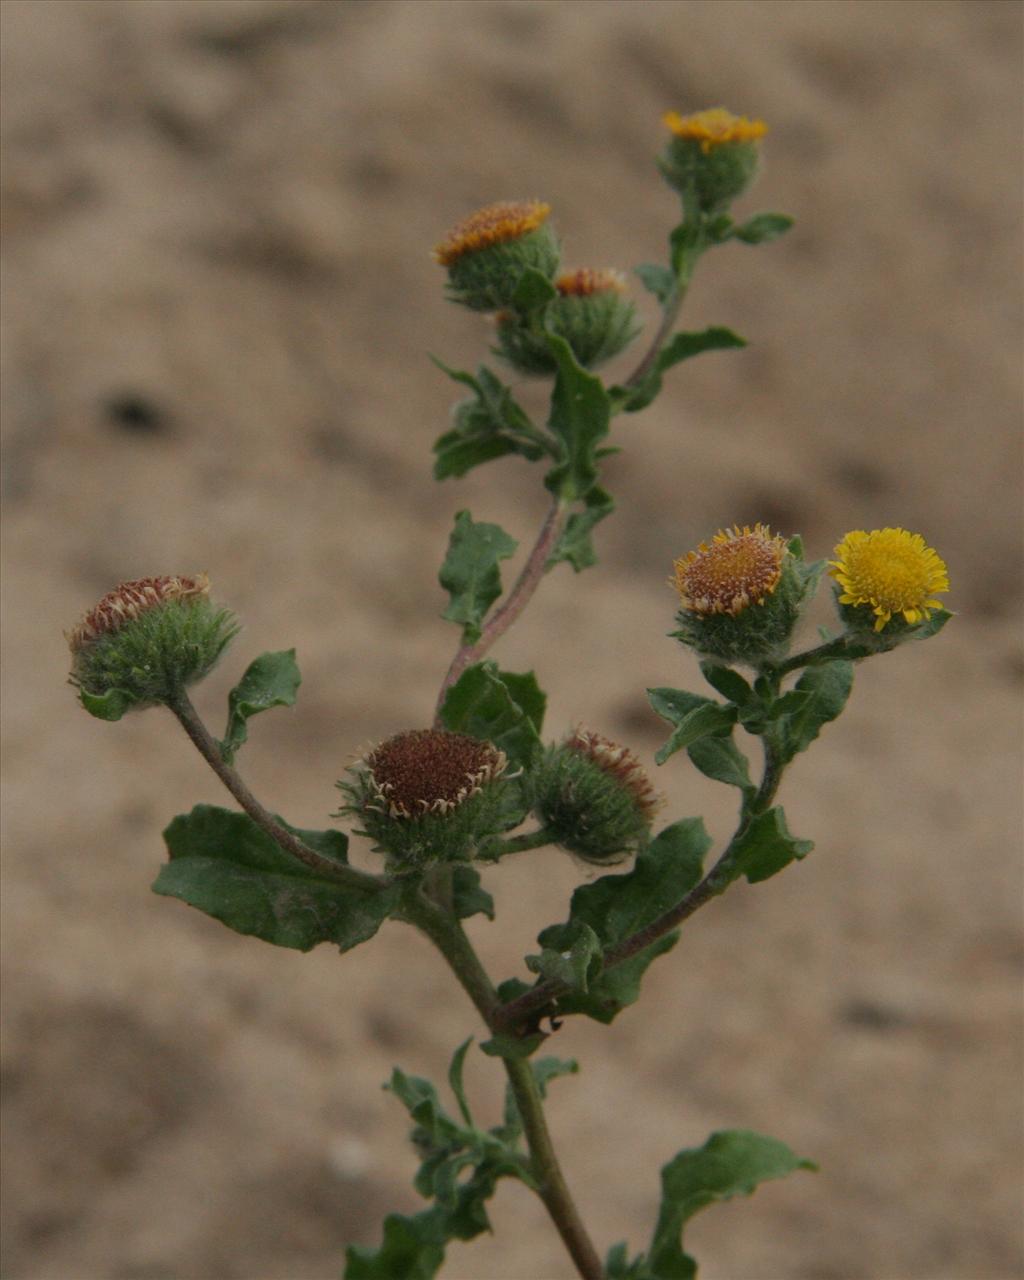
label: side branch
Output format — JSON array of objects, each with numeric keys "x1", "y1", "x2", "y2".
[
  {"x1": 493, "y1": 741, "x2": 785, "y2": 1034},
  {"x1": 169, "y1": 691, "x2": 388, "y2": 894},
  {"x1": 434, "y1": 497, "x2": 567, "y2": 723}
]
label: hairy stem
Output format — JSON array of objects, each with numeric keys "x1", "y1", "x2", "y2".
[
  {"x1": 434, "y1": 497, "x2": 568, "y2": 723},
  {"x1": 494, "y1": 739, "x2": 786, "y2": 1035},
  {"x1": 168, "y1": 690, "x2": 387, "y2": 894},
  {"x1": 406, "y1": 892, "x2": 603, "y2": 1280}
]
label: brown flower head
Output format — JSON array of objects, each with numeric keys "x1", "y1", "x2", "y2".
[
  {"x1": 68, "y1": 573, "x2": 210, "y2": 654},
  {"x1": 365, "y1": 729, "x2": 508, "y2": 819},
  {"x1": 673, "y1": 525, "x2": 786, "y2": 617}
]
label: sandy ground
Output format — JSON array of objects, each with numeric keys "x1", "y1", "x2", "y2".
[{"x1": 2, "y1": 2, "x2": 1022, "y2": 1278}]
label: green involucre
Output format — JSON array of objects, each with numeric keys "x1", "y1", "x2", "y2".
[
  {"x1": 495, "y1": 289, "x2": 642, "y2": 377},
  {"x1": 658, "y1": 135, "x2": 761, "y2": 212},
  {"x1": 531, "y1": 740, "x2": 655, "y2": 863},
  {"x1": 444, "y1": 225, "x2": 561, "y2": 312},
  {"x1": 71, "y1": 597, "x2": 238, "y2": 712}
]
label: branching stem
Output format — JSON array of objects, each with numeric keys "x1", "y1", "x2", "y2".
[
  {"x1": 168, "y1": 690, "x2": 387, "y2": 894},
  {"x1": 493, "y1": 738, "x2": 786, "y2": 1035},
  {"x1": 405, "y1": 890, "x2": 603, "y2": 1280},
  {"x1": 434, "y1": 496, "x2": 568, "y2": 723}
]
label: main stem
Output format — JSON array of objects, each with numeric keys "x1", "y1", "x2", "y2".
[
  {"x1": 408, "y1": 890, "x2": 604, "y2": 1280},
  {"x1": 168, "y1": 690, "x2": 386, "y2": 893}
]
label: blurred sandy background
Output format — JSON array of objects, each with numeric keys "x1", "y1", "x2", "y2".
[{"x1": 2, "y1": 2, "x2": 1022, "y2": 1278}]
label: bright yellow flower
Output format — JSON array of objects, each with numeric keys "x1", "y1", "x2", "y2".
[
  {"x1": 433, "y1": 200, "x2": 551, "y2": 266},
  {"x1": 662, "y1": 108, "x2": 767, "y2": 152},
  {"x1": 829, "y1": 528, "x2": 949, "y2": 632},
  {"x1": 674, "y1": 524, "x2": 787, "y2": 617}
]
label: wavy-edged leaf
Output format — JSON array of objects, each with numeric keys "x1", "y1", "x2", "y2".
[
  {"x1": 439, "y1": 511, "x2": 518, "y2": 643},
  {"x1": 439, "y1": 661, "x2": 544, "y2": 771},
  {"x1": 543, "y1": 334, "x2": 612, "y2": 501},
  {"x1": 548, "y1": 485, "x2": 615, "y2": 572},
  {"x1": 153, "y1": 805, "x2": 397, "y2": 952},
  {"x1": 726, "y1": 806, "x2": 814, "y2": 885},
  {"x1": 776, "y1": 659, "x2": 853, "y2": 764},
  {"x1": 219, "y1": 649, "x2": 301, "y2": 764}
]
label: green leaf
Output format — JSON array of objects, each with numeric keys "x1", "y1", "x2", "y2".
[
  {"x1": 686, "y1": 734, "x2": 755, "y2": 797},
  {"x1": 526, "y1": 921, "x2": 602, "y2": 993},
  {"x1": 218, "y1": 649, "x2": 300, "y2": 764},
  {"x1": 612, "y1": 327, "x2": 747, "y2": 413},
  {"x1": 543, "y1": 334, "x2": 612, "y2": 501},
  {"x1": 153, "y1": 805, "x2": 396, "y2": 952},
  {"x1": 511, "y1": 266, "x2": 557, "y2": 312},
  {"x1": 699, "y1": 662, "x2": 753, "y2": 706},
  {"x1": 431, "y1": 358, "x2": 551, "y2": 480},
  {"x1": 447, "y1": 1038, "x2": 475, "y2": 1127},
  {"x1": 647, "y1": 687, "x2": 713, "y2": 724},
  {"x1": 438, "y1": 511, "x2": 518, "y2": 644},
  {"x1": 535, "y1": 819, "x2": 712, "y2": 1023},
  {"x1": 732, "y1": 212, "x2": 794, "y2": 245},
  {"x1": 79, "y1": 687, "x2": 135, "y2": 721},
  {"x1": 634, "y1": 263, "x2": 677, "y2": 305},
  {"x1": 450, "y1": 865, "x2": 495, "y2": 921},
  {"x1": 479, "y1": 1031, "x2": 547, "y2": 1060},
  {"x1": 776, "y1": 659, "x2": 853, "y2": 764},
  {"x1": 654, "y1": 701, "x2": 738, "y2": 766},
  {"x1": 548, "y1": 485, "x2": 615, "y2": 572},
  {"x1": 726, "y1": 806, "x2": 814, "y2": 885},
  {"x1": 344, "y1": 1207, "x2": 449, "y2": 1280},
  {"x1": 910, "y1": 606, "x2": 954, "y2": 640},
  {"x1": 648, "y1": 1129, "x2": 816, "y2": 1279},
  {"x1": 439, "y1": 661, "x2": 544, "y2": 771}
]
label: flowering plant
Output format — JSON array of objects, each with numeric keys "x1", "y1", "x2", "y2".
[{"x1": 68, "y1": 108, "x2": 950, "y2": 1280}]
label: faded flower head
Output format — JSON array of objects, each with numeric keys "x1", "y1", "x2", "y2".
[
  {"x1": 434, "y1": 200, "x2": 560, "y2": 312},
  {"x1": 340, "y1": 729, "x2": 513, "y2": 868},
  {"x1": 68, "y1": 574, "x2": 211, "y2": 653},
  {"x1": 674, "y1": 524, "x2": 787, "y2": 617},
  {"x1": 532, "y1": 728, "x2": 660, "y2": 864},
  {"x1": 671, "y1": 525, "x2": 809, "y2": 665},
  {"x1": 830, "y1": 528, "x2": 949, "y2": 633},
  {"x1": 68, "y1": 574, "x2": 237, "y2": 719}
]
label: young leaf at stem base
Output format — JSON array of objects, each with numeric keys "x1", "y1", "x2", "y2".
[{"x1": 218, "y1": 649, "x2": 301, "y2": 764}]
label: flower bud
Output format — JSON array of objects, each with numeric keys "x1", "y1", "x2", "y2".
[
  {"x1": 495, "y1": 268, "x2": 642, "y2": 376},
  {"x1": 433, "y1": 200, "x2": 560, "y2": 312},
  {"x1": 671, "y1": 524, "x2": 804, "y2": 665},
  {"x1": 658, "y1": 108, "x2": 767, "y2": 212},
  {"x1": 829, "y1": 527, "x2": 950, "y2": 647},
  {"x1": 531, "y1": 729, "x2": 660, "y2": 864},
  {"x1": 68, "y1": 574, "x2": 238, "y2": 715},
  {"x1": 338, "y1": 729, "x2": 512, "y2": 870}
]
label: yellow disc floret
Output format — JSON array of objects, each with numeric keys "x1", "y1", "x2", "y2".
[
  {"x1": 829, "y1": 528, "x2": 949, "y2": 632},
  {"x1": 433, "y1": 200, "x2": 551, "y2": 266},
  {"x1": 674, "y1": 524, "x2": 787, "y2": 617},
  {"x1": 662, "y1": 108, "x2": 767, "y2": 152}
]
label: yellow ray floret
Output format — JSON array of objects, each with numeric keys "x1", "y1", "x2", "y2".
[
  {"x1": 829, "y1": 527, "x2": 949, "y2": 632},
  {"x1": 433, "y1": 200, "x2": 551, "y2": 266},
  {"x1": 662, "y1": 108, "x2": 767, "y2": 152},
  {"x1": 674, "y1": 524, "x2": 786, "y2": 617}
]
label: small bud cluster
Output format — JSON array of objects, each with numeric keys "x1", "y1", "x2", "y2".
[
  {"x1": 68, "y1": 574, "x2": 238, "y2": 712},
  {"x1": 531, "y1": 729, "x2": 660, "y2": 864},
  {"x1": 434, "y1": 201, "x2": 641, "y2": 374},
  {"x1": 339, "y1": 729, "x2": 513, "y2": 869}
]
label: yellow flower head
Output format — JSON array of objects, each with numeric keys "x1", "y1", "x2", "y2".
[
  {"x1": 674, "y1": 524, "x2": 787, "y2": 617},
  {"x1": 433, "y1": 200, "x2": 551, "y2": 266},
  {"x1": 662, "y1": 108, "x2": 767, "y2": 153},
  {"x1": 555, "y1": 268, "x2": 627, "y2": 297},
  {"x1": 829, "y1": 528, "x2": 949, "y2": 632}
]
